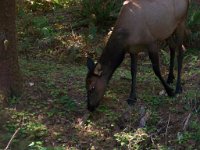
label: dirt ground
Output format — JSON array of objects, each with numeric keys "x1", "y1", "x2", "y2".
[{"x1": 0, "y1": 1, "x2": 200, "y2": 149}]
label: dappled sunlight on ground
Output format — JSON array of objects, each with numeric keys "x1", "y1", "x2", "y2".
[
  {"x1": 0, "y1": 54, "x2": 199, "y2": 149},
  {"x1": 0, "y1": 0, "x2": 199, "y2": 148}
]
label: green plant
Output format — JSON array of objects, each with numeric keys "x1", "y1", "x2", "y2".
[
  {"x1": 186, "y1": 3, "x2": 200, "y2": 49},
  {"x1": 160, "y1": 49, "x2": 170, "y2": 66},
  {"x1": 28, "y1": 141, "x2": 46, "y2": 150},
  {"x1": 142, "y1": 94, "x2": 163, "y2": 108},
  {"x1": 190, "y1": 121, "x2": 200, "y2": 142},
  {"x1": 97, "y1": 105, "x2": 118, "y2": 121},
  {"x1": 177, "y1": 131, "x2": 192, "y2": 144},
  {"x1": 182, "y1": 89, "x2": 199, "y2": 113},
  {"x1": 32, "y1": 16, "x2": 55, "y2": 38},
  {"x1": 50, "y1": 88, "x2": 77, "y2": 112},
  {"x1": 147, "y1": 111, "x2": 160, "y2": 129},
  {"x1": 81, "y1": 0, "x2": 123, "y2": 27},
  {"x1": 23, "y1": 0, "x2": 55, "y2": 13},
  {"x1": 25, "y1": 122, "x2": 48, "y2": 138},
  {"x1": 114, "y1": 128, "x2": 149, "y2": 149},
  {"x1": 5, "y1": 110, "x2": 48, "y2": 137},
  {"x1": 52, "y1": 0, "x2": 78, "y2": 7},
  {"x1": 87, "y1": 23, "x2": 97, "y2": 42},
  {"x1": 17, "y1": 11, "x2": 57, "y2": 57},
  {"x1": 59, "y1": 95, "x2": 77, "y2": 111},
  {"x1": 9, "y1": 96, "x2": 20, "y2": 105},
  {"x1": 188, "y1": 10, "x2": 200, "y2": 30},
  {"x1": 177, "y1": 120, "x2": 200, "y2": 149}
]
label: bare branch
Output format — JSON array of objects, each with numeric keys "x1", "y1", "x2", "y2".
[
  {"x1": 139, "y1": 106, "x2": 150, "y2": 128},
  {"x1": 183, "y1": 113, "x2": 192, "y2": 131},
  {"x1": 4, "y1": 127, "x2": 20, "y2": 150}
]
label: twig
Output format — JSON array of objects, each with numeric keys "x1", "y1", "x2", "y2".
[
  {"x1": 150, "y1": 134, "x2": 156, "y2": 146},
  {"x1": 165, "y1": 114, "x2": 171, "y2": 144},
  {"x1": 183, "y1": 113, "x2": 192, "y2": 131},
  {"x1": 4, "y1": 127, "x2": 20, "y2": 150},
  {"x1": 70, "y1": 24, "x2": 76, "y2": 38},
  {"x1": 4, "y1": 116, "x2": 24, "y2": 150},
  {"x1": 157, "y1": 125, "x2": 167, "y2": 135}
]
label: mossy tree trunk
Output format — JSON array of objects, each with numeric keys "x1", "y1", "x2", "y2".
[{"x1": 0, "y1": 0, "x2": 22, "y2": 106}]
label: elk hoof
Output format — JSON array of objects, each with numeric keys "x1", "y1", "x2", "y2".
[
  {"x1": 127, "y1": 98, "x2": 137, "y2": 106},
  {"x1": 166, "y1": 88, "x2": 175, "y2": 97},
  {"x1": 175, "y1": 87, "x2": 182, "y2": 94}
]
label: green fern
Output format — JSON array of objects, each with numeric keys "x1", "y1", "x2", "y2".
[
  {"x1": 81, "y1": 0, "x2": 123, "y2": 26},
  {"x1": 188, "y1": 10, "x2": 200, "y2": 28}
]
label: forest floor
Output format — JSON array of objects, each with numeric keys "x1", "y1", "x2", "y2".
[{"x1": 0, "y1": 1, "x2": 200, "y2": 150}]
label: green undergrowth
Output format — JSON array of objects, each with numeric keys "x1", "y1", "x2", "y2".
[
  {"x1": 0, "y1": 50, "x2": 199, "y2": 149},
  {"x1": 0, "y1": 0, "x2": 199, "y2": 149}
]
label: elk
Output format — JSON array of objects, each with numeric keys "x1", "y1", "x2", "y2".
[{"x1": 86, "y1": 0, "x2": 189, "y2": 112}]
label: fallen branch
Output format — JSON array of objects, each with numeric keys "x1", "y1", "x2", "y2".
[
  {"x1": 139, "y1": 106, "x2": 150, "y2": 128},
  {"x1": 150, "y1": 134, "x2": 156, "y2": 147},
  {"x1": 183, "y1": 113, "x2": 192, "y2": 131},
  {"x1": 4, "y1": 127, "x2": 20, "y2": 150}
]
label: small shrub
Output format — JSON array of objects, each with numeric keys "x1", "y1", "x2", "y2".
[
  {"x1": 80, "y1": 0, "x2": 123, "y2": 27},
  {"x1": 188, "y1": 10, "x2": 200, "y2": 30},
  {"x1": 190, "y1": 120, "x2": 200, "y2": 142},
  {"x1": 114, "y1": 128, "x2": 149, "y2": 149},
  {"x1": 23, "y1": 0, "x2": 55, "y2": 13},
  {"x1": 52, "y1": 0, "x2": 78, "y2": 7},
  {"x1": 187, "y1": 3, "x2": 200, "y2": 49}
]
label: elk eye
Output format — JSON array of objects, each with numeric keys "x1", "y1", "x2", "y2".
[
  {"x1": 88, "y1": 86, "x2": 95, "y2": 95},
  {"x1": 89, "y1": 86, "x2": 95, "y2": 92}
]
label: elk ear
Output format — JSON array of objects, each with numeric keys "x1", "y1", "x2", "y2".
[
  {"x1": 94, "y1": 63, "x2": 103, "y2": 76},
  {"x1": 87, "y1": 57, "x2": 95, "y2": 72}
]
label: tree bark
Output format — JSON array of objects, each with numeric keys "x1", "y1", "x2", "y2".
[{"x1": 0, "y1": 0, "x2": 22, "y2": 105}]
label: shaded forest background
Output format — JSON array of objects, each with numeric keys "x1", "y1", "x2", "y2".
[{"x1": 0, "y1": 0, "x2": 199, "y2": 149}]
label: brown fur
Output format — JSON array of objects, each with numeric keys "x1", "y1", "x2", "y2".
[{"x1": 86, "y1": 0, "x2": 189, "y2": 111}]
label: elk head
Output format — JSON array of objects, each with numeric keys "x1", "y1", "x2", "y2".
[{"x1": 86, "y1": 58, "x2": 107, "y2": 112}]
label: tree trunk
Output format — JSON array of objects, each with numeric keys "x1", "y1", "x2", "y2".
[{"x1": 0, "y1": 0, "x2": 22, "y2": 105}]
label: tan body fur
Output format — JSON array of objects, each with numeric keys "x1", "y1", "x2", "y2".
[
  {"x1": 114, "y1": 0, "x2": 189, "y2": 52},
  {"x1": 86, "y1": 0, "x2": 189, "y2": 111}
]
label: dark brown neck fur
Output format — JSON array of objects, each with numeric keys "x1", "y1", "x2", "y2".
[{"x1": 99, "y1": 28, "x2": 129, "y2": 82}]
